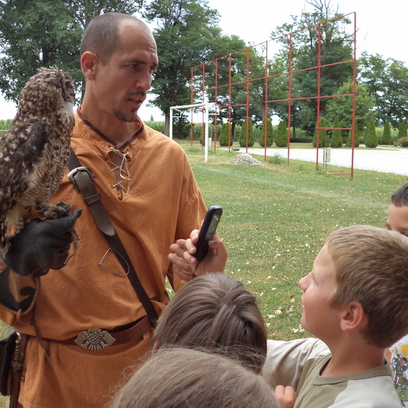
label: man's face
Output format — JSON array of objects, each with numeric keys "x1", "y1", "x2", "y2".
[
  {"x1": 386, "y1": 204, "x2": 408, "y2": 237},
  {"x1": 298, "y1": 246, "x2": 341, "y2": 341},
  {"x1": 92, "y1": 21, "x2": 158, "y2": 123}
]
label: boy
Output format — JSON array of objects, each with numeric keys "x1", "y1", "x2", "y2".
[
  {"x1": 169, "y1": 225, "x2": 408, "y2": 407},
  {"x1": 262, "y1": 225, "x2": 407, "y2": 407},
  {"x1": 386, "y1": 182, "x2": 408, "y2": 406}
]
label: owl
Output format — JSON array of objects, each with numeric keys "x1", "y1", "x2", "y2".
[{"x1": 0, "y1": 67, "x2": 75, "y2": 255}]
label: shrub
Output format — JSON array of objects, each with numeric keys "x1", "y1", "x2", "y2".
[
  {"x1": 218, "y1": 123, "x2": 230, "y2": 146},
  {"x1": 397, "y1": 137, "x2": 408, "y2": 147},
  {"x1": 381, "y1": 120, "x2": 392, "y2": 145},
  {"x1": 330, "y1": 117, "x2": 342, "y2": 148},
  {"x1": 313, "y1": 117, "x2": 329, "y2": 147},
  {"x1": 398, "y1": 120, "x2": 407, "y2": 138},
  {"x1": 364, "y1": 118, "x2": 378, "y2": 148},
  {"x1": 346, "y1": 120, "x2": 359, "y2": 147},
  {"x1": 275, "y1": 120, "x2": 288, "y2": 147},
  {"x1": 259, "y1": 119, "x2": 274, "y2": 147},
  {"x1": 239, "y1": 119, "x2": 254, "y2": 147}
]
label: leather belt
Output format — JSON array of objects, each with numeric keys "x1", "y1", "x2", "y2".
[{"x1": 48, "y1": 315, "x2": 151, "y2": 351}]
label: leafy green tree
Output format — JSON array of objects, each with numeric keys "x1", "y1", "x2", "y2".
[
  {"x1": 359, "y1": 52, "x2": 408, "y2": 127},
  {"x1": 0, "y1": 0, "x2": 141, "y2": 104},
  {"x1": 365, "y1": 118, "x2": 378, "y2": 148},
  {"x1": 325, "y1": 80, "x2": 376, "y2": 133},
  {"x1": 143, "y1": 0, "x2": 222, "y2": 133},
  {"x1": 346, "y1": 120, "x2": 360, "y2": 147},
  {"x1": 313, "y1": 117, "x2": 329, "y2": 147},
  {"x1": 331, "y1": 117, "x2": 342, "y2": 148},
  {"x1": 270, "y1": 0, "x2": 354, "y2": 135},
  {"x1": 275, "y1": 119, "x2": 288, "y2": 147},
  {"x1": 259, "y1": 118, "x2": 274, "y2": 147},
  {"x1": 218, "y1": 123, "x2": 229, "y2": 146},
  {"x1": 398, "y1": 120, "x2": 407, "y2": 138},
  {"x1": 239, "y1": 119, "x2": 254, "y2": 147},
  {"x1": 382, "y1": 120, "x2": 392, "y2": 145}
]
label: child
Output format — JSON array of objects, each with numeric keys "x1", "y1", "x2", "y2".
[
  {"x1": 150, "y1": 273, "x2": 267, "y2": 374},
  {"x1": 110, "y1": 347, "x2": 280, "y2": 408},
  {"x1": 386, "y1": 182, "x2": 408, "y2": 406},
  {"x1": 263, "y1": 225, "x2": 407, "y2": 407}
]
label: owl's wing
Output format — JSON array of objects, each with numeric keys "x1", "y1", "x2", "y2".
[{"x1": 0, "y1": 119, "x2": 50, "y2": 237}]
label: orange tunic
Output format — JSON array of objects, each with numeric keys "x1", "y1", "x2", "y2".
[{"x1": 0, "y1": 112, "x2": 207, "y2": 407}]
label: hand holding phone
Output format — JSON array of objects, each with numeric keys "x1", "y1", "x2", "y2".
[{"x1": 192, "y1": 205, "x2": 223, "y2": 261}]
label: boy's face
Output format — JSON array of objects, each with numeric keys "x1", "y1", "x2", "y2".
[
  {"x1": 298, "y1": 246, "x2": 341, "y2": 342},
  {"x1": 386, "y1": 204, "x2": 408, "y2": 236}
]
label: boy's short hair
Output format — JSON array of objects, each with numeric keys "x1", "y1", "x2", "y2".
[
  {"x1": 326, "y1": 225, "x2": 408, "y2": 348},
  {"x1": 112, "y1": 347, "x2": 279, "y2": 408},
  {"x1": 151, "y1": 273, "x2": 267, "y2": 373},
  {"x1": 391, "y1": 183, "x2": 408, "y2": 206}
]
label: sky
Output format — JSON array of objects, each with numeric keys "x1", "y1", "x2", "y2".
[{"x1": 1, "y1": 0, "x2": 408, "y2": 121}]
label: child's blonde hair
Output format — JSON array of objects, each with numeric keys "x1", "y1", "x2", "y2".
[{"x1": 327, "y1": 225, "x2": 408, "y2": 348}]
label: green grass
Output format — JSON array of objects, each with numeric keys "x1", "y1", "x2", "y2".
[
  {"x1": 0, "y1": 140, "x2": 405, "y2": 407},
  {"x1": 179, "y1": 139, "x2": 407, "y2": 340}
]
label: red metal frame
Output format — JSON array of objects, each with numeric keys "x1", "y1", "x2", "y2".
[{"x1": 189, "y1": 12, "x2": 357, "y2": 177}]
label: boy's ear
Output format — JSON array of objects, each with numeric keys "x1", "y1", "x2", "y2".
[{"x1": 340, "y1": 301, "x2": 367, "y2": 332}]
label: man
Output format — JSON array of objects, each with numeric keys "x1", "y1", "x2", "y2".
[{"x1": 0, "y1": 13, "x2": 210, "y2": 408}]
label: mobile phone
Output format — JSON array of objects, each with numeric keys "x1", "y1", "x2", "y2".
[{"x1": 193, "y1": 205, "x2": 223, "y2": 261}]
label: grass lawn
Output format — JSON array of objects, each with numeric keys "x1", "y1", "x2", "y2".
[
  {"x1": 0, "y1": 140, "x2": 405, "y2": 407},
  {"x1": 177, "y1": 139, "x2": 406, "y2": 340}
]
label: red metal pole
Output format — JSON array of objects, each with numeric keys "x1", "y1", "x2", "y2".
[
  {"x1": 287, "y1": 33, "x2": 293, "y2": 165},
  {"x1": 315, "y1": 22, "x2": 322, "y2": 170}
]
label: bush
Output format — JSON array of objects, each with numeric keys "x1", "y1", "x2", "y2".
[
  {"x1": 381, "y1": 120, "x2": 392, "y2": 145},
  {"x1": 275, "y1": 120, "x2": 288, "y2": 147},
  {"x1": 397, "y1": 137, "x2": 408, "y2": 147},
  {"x1": 364, "y1": 118, "x2": 378, "y2": 148},
  {"x1": 259, "y1": 119, "x2": 274, "y2": 147},
  {"x1": 313, "y1": 117, "x2": 329, "y2": 147},
  {"x1": 330, "y1": 117, "x2": 342, "y2": 148},
  {"x1": 239, "y1": 119, "x2": 254, "y2": 147},
  {"x1": 398, "y1": 121, "x2": 407, "y2": 138},
  {"x1": 218, "y1": 123, "x2": 230, "y2": 146}
]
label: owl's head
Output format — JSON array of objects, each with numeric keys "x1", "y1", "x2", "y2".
[{"x1": 16, "y1": 67, "x2": 75, "y2": 120}]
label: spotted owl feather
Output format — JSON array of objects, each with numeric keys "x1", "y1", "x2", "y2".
[{"x1": 0, "y1": 67, "x2": 75, "y2": 255}]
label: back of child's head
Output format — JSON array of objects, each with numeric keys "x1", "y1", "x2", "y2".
[
  {"x1": 111, "y1": 347, "x2": 279, "y2": 408},
  {"x1": 150, "y1": 273, "x2": 267, "y2": 373},
  {"x1": 391, "y1": 183, "x2": 408, "y2": 206},
  {"x1": 326, "y1": 225, "x2": 408, "y2": 348}
]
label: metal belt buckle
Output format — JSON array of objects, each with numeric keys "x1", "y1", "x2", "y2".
[
  {"x1": 74, "y1": 328, "x2": 116, "y2": 351},
  {"x1": 67, "y1": 166, "x2": 94, "y2": 192}
]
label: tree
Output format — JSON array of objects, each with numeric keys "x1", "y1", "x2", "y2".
[
  {"x1": 218, "y1": 123, "x2": 229, "y2": 146},
  {"x1": 270, "y1": 0, "x2": 354, "y2": 135},
  {"x1": 0, "y1": 0, "x2": 142, "y2": 104},
  {"x1": 382, "y1": 120, "x2": 392, "y2": 145},
  {"x1": 239, "y1": 118, "x2": 254, "y2": 147},
  {"x1": 313, "y1": 117, "x2": 329, "y2": 147},
  {"x1": 325, "y1": 80, "x2": 376, "y2": 134},
  {"x1": 398, "y1": 120, "x2": 407, "y2": 138},
  {"x1": 331, "y1": 117, "x2": 342, "y2": 147},
  {"x1": 359, "y1": 52, "x2": 408, "y2": 127},
  {"x1": 346, "y1": 120, "x2": 360, "y2": 147},
  {"x1": 259, "y1": 118, "x2": 274, "y2": 147},
  {"x1": 365, "y1": 118, "x2": 378, "y2": 148},
  {"x1": 143, "y1": 0, "x2": 222, "y2": 134},
  {"x1": 275, "y1": 119, "x2": 288, "y2": 147}
]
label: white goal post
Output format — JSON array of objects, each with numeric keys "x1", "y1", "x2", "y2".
[{"x1": 169, "y1": 102, "x2": 214, "y2": 163}]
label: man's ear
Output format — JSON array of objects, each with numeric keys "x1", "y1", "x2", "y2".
[
  {"x1": 340, "y1": 301, "x2": 367, "y2": 332},
  {"x1": 81, "y1": 51, "x2": 99, "y2": 81}
]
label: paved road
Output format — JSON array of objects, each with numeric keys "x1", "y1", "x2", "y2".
[{"x1": 235, "y1": 147, "x2": 408, "y2": 176}]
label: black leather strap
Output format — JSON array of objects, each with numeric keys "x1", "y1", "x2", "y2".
[{"x1": 67, "y1": 149, "x2": 159, "y2": 327}]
